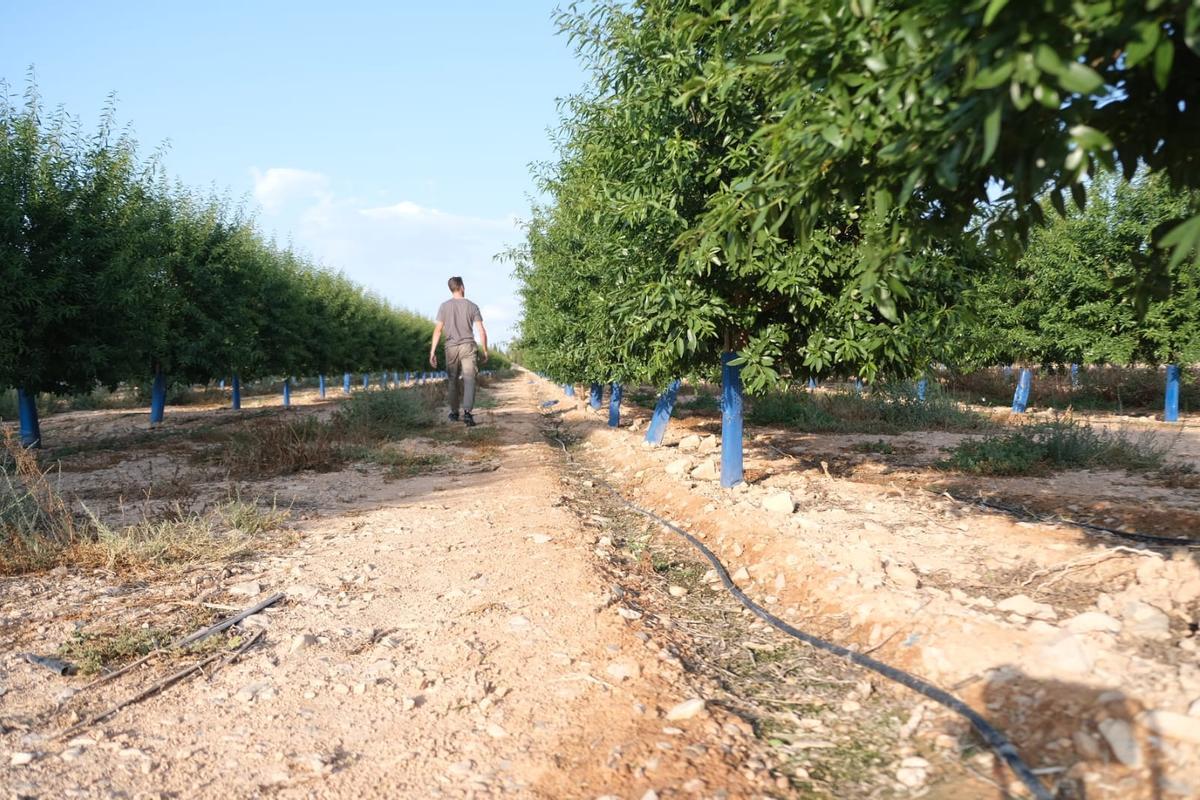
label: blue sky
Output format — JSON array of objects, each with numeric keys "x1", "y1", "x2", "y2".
[{"x1": 0, "y1": 1, "x2": 588, "y2": 345}]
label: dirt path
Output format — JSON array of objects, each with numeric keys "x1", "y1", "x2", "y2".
[{"x1": 1, "y1": 378, "x2": 766, "y2": 799}]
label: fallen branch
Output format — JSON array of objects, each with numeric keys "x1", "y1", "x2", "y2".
[
  {"x1": 206, "y1": 628, "x2": 266, "y2": 681},
  {"x1": 176, "y1": 592, "x2": 285, "y2": 648},
  {"x1": 59, "y1": 649, "x2": 226, "y2": 739},
  {"x1": 76, "y1": 592, "x2": 284, "y2": 693}
]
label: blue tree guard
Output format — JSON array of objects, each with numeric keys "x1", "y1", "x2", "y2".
[
  {"x1": 318, "y1": 374, "x2": 326, "y2": 398},
  {"x1": 150, "y1": 369, "x2": 167, "y2": 424},
  {"x1": 721, "y1": 353, "x2": 744, "y2": 488},
  {"x1": 17, "y1": 388, "x2": 41, "y2": 448},
  {"x1": 1165, "y1": 365, "x2": 1181, "y2": 423},
  {"x1": 362, "y1": 373, "x2": 370, "y2": 390},
  {"x1": 1012, "y1": 368, "x2": 1032, "y2": 413},
  {"x1": 1003, "y1": 364, "x2": 1014, "y2": 380},
  {"x1": 916, "y1": 377, "x2": 928, "y2": 402},
  {"x1": 564, "y1": 384, "x2": 576, "y2": 397},
  {"x1": 343, "y1": 372, "x2": 351, "y2": 393},
  {"x1": 393, "y1": 371, "x2": 400, "y2": 385},
  {"x1": 807, "y1": 377, "x2": 817, "y2": 391},
  {"x1": 231, "y1": 375, "x2": 242, "y2": 410},
  {"x1": 644, "y1": 379, "x2": 681, "y2": 446},
  {"x1": 283, "y1": 379, "x2": 291, "y2": 408},
  {"x1": 219, "y1": 379, "x2": 225, "y2": 390},
  {"x1": 589, "y1": 383, "x2": 602, "y2": 410},
  {"x1": 1070, "y1": 363, "x2": 1080, "y2": 389},
  {"x1": 608, "y1": 382, "x2": 623, "y2": 427}
]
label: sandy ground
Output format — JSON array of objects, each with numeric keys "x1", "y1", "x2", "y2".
[
  {"x1": 1, "y1": 378, "x2": 767, "y2": 799},
  {"x1": 543, "y1": 379, "x2": 1200, "y2": 800},
  {"x1": 4, "y1": 372, "x2": 1200, "y2": 800}
]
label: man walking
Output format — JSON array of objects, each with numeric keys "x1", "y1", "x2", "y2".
[{"x1": 429, "y1": 276, "x2": 488, "y2": 426}]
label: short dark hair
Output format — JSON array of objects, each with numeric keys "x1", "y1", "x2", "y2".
[{"x1": 448, "y1": 276, "x2": 464, "y2": 292}]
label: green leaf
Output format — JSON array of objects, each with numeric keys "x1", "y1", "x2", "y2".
[
  {"x1": 1068, "y1": 124, "x2": 1112, "y2": 151},
  {"x1": 746, "y1": 52, "x2": 786, "y2": 64},
  {"x1": 982, "y1": 0, "x2": 1010, "y2": 26},
  {"x1": 1125, "y1": 21, "x2": 1161, "y2": 68},
  {"x1": 1158, "y1": 214, "x2": 1200, "y2": 269},
  {"x1": 1058, "y1": 61, "x2": 1104, "y2": 94},
  {"x1": 981, "y1": 104, "x2": 1001, "y2": 164},
  {"x1": 974, "y1": 61, "x2": 1014, "y2": 89},
  {"x1": 821, "y1": 125, "x2": 844, "y2": 148},
  {"x1": 1153, "y1": 39, "x2": 1174, "y2": 91},
  {"x1": 1034, "y1": 44, "x2": 1064, "y2": 75}
]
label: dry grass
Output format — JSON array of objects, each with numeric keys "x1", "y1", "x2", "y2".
[
  {"x1": 2, "y1": 426, "x2": 289, "y2": 575},
  {"x1": 78, "y1": 498, "x2": 288, "y2": 573}
]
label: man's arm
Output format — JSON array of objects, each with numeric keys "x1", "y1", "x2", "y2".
[
  {"x1": 476, "y1": 320, "x2": 489, "y2": 363},
  {"x1": 429, "y1": 321, "x2": 443, "y2": 368}
]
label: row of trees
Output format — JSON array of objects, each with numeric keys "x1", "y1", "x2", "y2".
[
  {"x1": 961, "y1": 171, "x2": 1200, "y2": 368},
  {"x1": 513, "y1": 1, "x2": 1200, "y2": 394},
  {"x1": 1, "y1": 85, "x2": 433, "y2": 417}
]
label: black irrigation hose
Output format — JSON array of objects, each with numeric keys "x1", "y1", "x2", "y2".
[
  {"x1": 939, "y1": 490, "x2": 1200, "y2": 549},
  {"x1": 544, "y1": 425, "x2": 1054, "y2": 800}
]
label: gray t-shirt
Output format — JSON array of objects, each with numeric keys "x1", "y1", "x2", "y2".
[{"x1": 436, "y1": 298, "x2": 483, "y2": 347}]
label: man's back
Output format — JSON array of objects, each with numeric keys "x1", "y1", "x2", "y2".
[{"x1": 436, "y1": 298, "x2": 482, "y2": 347}]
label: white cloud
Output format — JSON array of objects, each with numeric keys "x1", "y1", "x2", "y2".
[
  {"x1": 251, "y1": 169, "x2": 524, "y2": 344},
  {"x1": 251, "y1": 167, "x2": 329, "y2": 213}
]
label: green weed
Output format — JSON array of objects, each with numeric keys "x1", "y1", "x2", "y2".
[{"x1": 938, "y1": 418, "x2": 1167, "y2": 476}]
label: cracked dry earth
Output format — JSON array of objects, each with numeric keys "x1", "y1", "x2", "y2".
[{"x1": 1, "y1": 378, "x2": 770, "y2": 800}]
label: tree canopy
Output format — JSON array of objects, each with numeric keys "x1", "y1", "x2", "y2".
[
  {"x1": 0, "y1": 84, "x2": 432, "y2": 396},
  {"x1": 514, "y1": 1, "x2": 1200, "y2": 391}
]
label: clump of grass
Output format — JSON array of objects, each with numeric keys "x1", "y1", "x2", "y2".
[
  {"x1": 346, "y1": 446, "x2": 448, "y2": 479},
  {"x1": 333, "y1": 387, "x2": 436, "y2": 439},
  {"x1": 219, "y1": 416, "x2": 343, "y2": 478},
  {"x1": 850, "y1": 439, "x2": 896, "y2": 455},
  {"x1": 1, "y1": 429, "x2": 87, "y2": 571},
  {"x1": 938, "y1": 418, "x2": 1167, "y2": 476},
  {"x1": 749, "y1": 384, "x2": 984, "y2": 434},
  {"x1": 58, "y1": 625, "x2": 178, "y2": 675},
  {"x1": 79, "y1": 498, "x2": 288, "y2": 572}
]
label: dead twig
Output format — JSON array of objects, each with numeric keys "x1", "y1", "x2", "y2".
[
  {"x1": 76, "y1": 592, "x2": 284, "y2": 694},
  {"x1": 207, "y1": 628, "x2": 266, "y2": 681},
  {"x1": 1020, "y1": 546, "x2": 1160, "y2": 591},
  {"x1": 59, "y1": 649, "x2": 226, "y2": 739}
]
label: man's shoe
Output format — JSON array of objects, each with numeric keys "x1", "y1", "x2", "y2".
[
  {"x1": 463, "y1": 411, "x2": 476, "y2": 427},
  {"x1": 448, "y1": 411, "x2": 460, "y2": 422}
]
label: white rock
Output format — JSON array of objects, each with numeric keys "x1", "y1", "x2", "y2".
[
  {"x1": 529, "y1": 534, "x2": 553, "y2": 544},
  {"x1": 731, "y1": 566, "x2": 750, "y2": 582},
  {"x1": 665, "y1": 698, "x2": 706, "y2": 721},
  {"x1": 235, "y1": 681, "x2": 273, "y2": 702},
  {"x1": 1122, "y1": 601, "x2": 1171, "y2": 640},
  {"x1": 895, "y1": 765, "x2": 927, "y2": 788},
  {"x1": 1140, "y1": 709, "x2": 1200, "y2": 746},
  {"x1": 668, "y1": 585, "x2": 688, "y2": 598},
  {"x1": 762, "y1": 492, "x2": 795, "y2": 514},
  {"x1": 678, "y1": 435, "x2": 701, "y2": 452},
  {"x1": 641, "y1": 791, "x2": 661, "y2": 800},
  {"x1": 1064, "y1": 611, "x2": 1121, "y2": 634},
  {"x1": 698, "y1": 435, "x2": 719, "y2": 454},
  {"x1": 1037, "y1": 634, "x2": 1094, "y2": 676},
  {"x1": 617, "y1": 607, "x2": 643, "y2": 620},
  {"x1": 10, "y1": 752, "x2": 35, "y2": 766},
  {"x1": 1098, "y1": 718, "x2": 1141, "y2": 767},
  {"x1": 665, "y1": 458, "x2": 692, "y2": 477},
  {"x1": 289, "y1": 633, "x2": 318, "y2": 653},
  {"x1": 885, "y1": 563, "x2": 921, "y2": 589},
  {"x1": 606, "y1": 662, "x2": 641, "y2": 681},
  {"x1": 485, "y1": 723, "x2": 508, "y2": 739},
  {"x1": 228, "y1": 580, "x2": 262, "y2": 598},
  {"x1": 690, "y1": 460, "x2": 719, "y2": 481},
  {"x1": 996, "y1": 594, "x2": 1057, "y2": 621}
]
